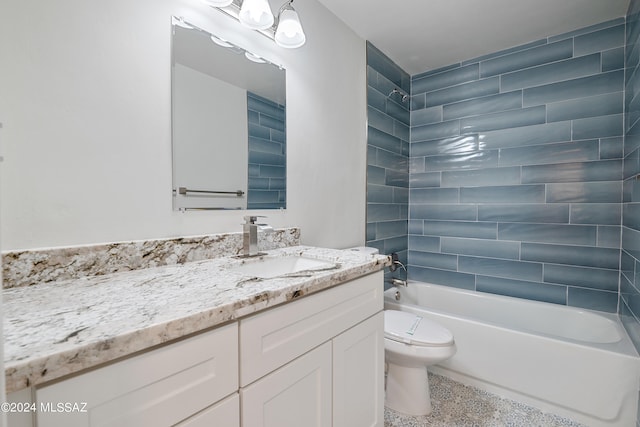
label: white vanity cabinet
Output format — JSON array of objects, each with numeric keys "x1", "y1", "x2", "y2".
[
  {"x1": 35, "y1": 322, "x2": 239, "y2": 427},
  {"x1": 240, "y1": 271, "x2": 384, "y2": 427},
  {"x1": 8, "y1": 270, "x2": 383, "y2": 427}
]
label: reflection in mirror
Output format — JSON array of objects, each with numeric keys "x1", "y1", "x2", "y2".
[{"x1": 171, "y1": 17, "x2": 286, "y2": 211}]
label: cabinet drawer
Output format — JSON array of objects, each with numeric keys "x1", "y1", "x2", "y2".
[
  {"x1": 37, "y1": 322, "x2": 238, "y2": 427},
  {"x1": 240, "y1": 271, "x2": 382, "y2": 385}
]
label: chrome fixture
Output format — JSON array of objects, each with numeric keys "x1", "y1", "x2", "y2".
[
  {"x1": 389, "y1": 253, "x2": 407, "y2": 273},
  {"x1": 388, "y1": 278, "x2": 408, "y2": 287},
  {"x1": 240, "y1": 215, "x2": 271, "y2": 257},
  {"x1": 388, "y1": 88, "x2": 410, "y2": 103},
  {"x1": 205, "y1": 0, "x2": 306, "y2": 49}
]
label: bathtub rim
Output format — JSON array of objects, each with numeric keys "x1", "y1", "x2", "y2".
[{"x1": 384, "y1": 281, "x2": 639, "y2": 358}]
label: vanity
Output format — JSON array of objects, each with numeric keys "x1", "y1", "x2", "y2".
[{"x1": 4, "y1": 243, "x2": 388, "y2": 427}]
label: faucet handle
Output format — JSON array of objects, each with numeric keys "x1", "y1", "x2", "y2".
[{"x1": 243, "y1": 215, "x2": 266, "y2": 224}]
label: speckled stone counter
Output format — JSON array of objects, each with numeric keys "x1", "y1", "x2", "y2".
[{"x1": 4, "y1": 245, "x2": 389, "y2": 393}]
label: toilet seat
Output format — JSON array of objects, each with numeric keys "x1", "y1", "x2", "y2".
[{"x1": 384, "y1": 310, "x2": 454, "y2": 347}]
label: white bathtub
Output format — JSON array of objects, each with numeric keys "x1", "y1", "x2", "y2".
[{"x1": 384, "y1": 281, "x2": 640, "y2": 427}]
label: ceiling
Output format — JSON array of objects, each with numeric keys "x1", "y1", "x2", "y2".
[{"x1": 314, "y1": 0, "x2": 630, "y2": 76}]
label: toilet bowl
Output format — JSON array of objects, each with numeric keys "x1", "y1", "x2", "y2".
[{"x1": 384, "y1": 309, "x2": 456, "y2": 416}]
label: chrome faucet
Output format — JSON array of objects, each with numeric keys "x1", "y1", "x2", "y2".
[{"x1": 241, "y1": 215, "x2": 269, "y2": 257}]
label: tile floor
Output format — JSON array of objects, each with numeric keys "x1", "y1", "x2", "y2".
[{"x1": 384, "y1": 373, "x2": 586, "y2": 427}]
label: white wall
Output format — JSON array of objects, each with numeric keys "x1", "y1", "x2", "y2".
[{"x1": 0, "y1": 0, "x2": 367, "y2": 251}]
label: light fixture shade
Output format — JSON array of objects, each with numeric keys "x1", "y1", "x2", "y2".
[
  {"x1": 239, "y1": 0, "x2": 274, "y2": 30},
  {"x1": 275, "y1": 7, "x2": 306, "y2": 48},
  {"x1": 203, "y1": 0, "x2": 234, "y2": 6}
]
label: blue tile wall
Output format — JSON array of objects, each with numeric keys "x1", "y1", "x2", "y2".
[
  {"x1": 247, "y1": 92, "x2": 286, "y2": 209},
  {"x1": 408, "y1": 19, "x2": 626, "y2": 313},
  {"x1": 623, "y1": 0, "x2": 640, "y2": 388},
  {"x1": 366, "y1": 42, "x2": 410, "y2": 282}
]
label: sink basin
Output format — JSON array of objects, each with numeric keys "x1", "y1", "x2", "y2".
[{"x1": 231, "y1": 255, "x2": 337, "y2": 279}]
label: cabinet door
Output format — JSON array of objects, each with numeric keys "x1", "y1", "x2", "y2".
[
  {"x1": 333, "y1": 312, "x2": 384, "y2": 427},
  {"x1": 241, "y1": 342, "x2": 332, "y2": 427},
  {"x1": 36, "y1": 323, "x2": 238, "y2": 427}
]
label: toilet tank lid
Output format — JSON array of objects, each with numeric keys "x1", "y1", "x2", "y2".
[{"x1": 384, "y1": 310, "x2": 454, "y2": 347}]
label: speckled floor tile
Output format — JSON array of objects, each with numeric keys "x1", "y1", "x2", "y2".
[{"x1": 384, "y1": 373, "x2": 586, "y2": 427}]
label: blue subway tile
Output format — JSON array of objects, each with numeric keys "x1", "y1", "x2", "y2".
[
  {"x1": 410, "y1": 188, "x2": 459, "y2": 204},
  {"x1": 546, "y1": 181, "x2": 622, "y2": 203},
  {"x1": 248, "y1": 151, "x2": 285, "y2": 167},
  {"x1": 441, "y1": 166, "x2": 520, "y2": 188},
  {"x1": 622, "y1": 227, "x2": 640, "y2": 259},
  {"x1": 395, "y1": 121, "x2": 410, "y2": 142},
  {"x1": 522, "y1": 160, "x2": 623, "y2": 183},
  {"x1": 600, "y1": 137, "x2": 624, "y2": 159},
  {"x1": 574, "y1": 24, "x2": 625, "y2": 56},
  {"x1": 476, "y1": 276, "x2": 567, "y2": 305},
  {"x1": 249, "y1": 137, "x2": 284, "y2": 155},
  {"x1": 411, "y1": 106, "x2": 443, "y2": 126},
  {"x1": 411, "y1": 135, "x2": 479, "y2": 157},
  {"x1": 368, "y1": 126, "x2": 403, "y2": 154},
  {"x1": 443, "y1": 91, "x2": 522, "y2": 121},
  {"x1": 394, "y1": 187, "x2": 409, "y2": 204},
  {"x1": 499, "y1": 140, "x2": 599, "y2": 167},
  {"x1": 544, "y1": 264, "x2": 619, "y2": 291},
  {"x1": 523, "y1": 70, "x2": 623, "y2": 107},
  {"x1": 408, "y1": 266, "x2": 476, "y2": 290},
  {"x1": 624, "y1": 203, "x2": 640, "y2": 231},
  {"x1": 461, "y1": 184, "x2": 545, "y2": 204},
  {"x1": 408, "y1": 220, "x2": 424, "y2": 235},
  {"x1": 460, "y1": 106, "x2": 546, "y2": 134},
  {"x1": 466, "y1": 40, "x2": 547, "y2": 65},
  {"x1": 258, "y1": 114, "x2": 285, "y2": 132},
  {"x1": 385, "y1": 170, "x2": 409, "y2": 188},
  {"x1": 597, "y1": 225, "x2": 621, "y2": 248},
  {"x1": 624, "y1": 148, "x2": 640, "y2": 179},
  {"x1": 522, "y1": 243, "x2": 620, "y2": 269},
  {"x1": 367, "y1": 184, "x2": 393, "y2": 203},
  {"x1": 478, "y1": 204, "x2": 569, "y2": 223},
  {"x1": 498, "y1": 223, "x2": 597, "y2": 245},
  {"x1": 425, "y1": 151, "x2": 499, "y2": 171},
  {"x1": 570, "y1": 203, "x2": 622, "y2": 225},
  {"x1": 367, "y1": 204, "x2": 402, "y2": 222},
  {"x1": 368, "y1": 106, "x2": 394, "y2": 134},
  {"x1": 367, "y1": 42, "x2": 409, "y2": 92},
  {"x1": 386, "y1": 99, "x2": 410, "y2": 126},
  {"x1": 409, "y1": 250, "x2": 458, "y2": 271},
  {"x1": 480, "y1": 39, "x2": 573, "y2": 77},
  {"x1": 424, "y1": 220, "x2": 496, "y2": 239},
  {"x1": 481, "y1": 122, "x2": 571, "y2": 150},
  {"x1": 248, "y1": 177, "x2": 270, "y2": 190},
  {"x1": 459, "y1": 256, "x2": 542, "y2": 281},
  {"x1": 376, "y1": 148, "x2": 408, "y2": 170},
  {"x1": 366, "y1": 223, "x2": 376, "y2": 241},
  {"x1": 567, "y1": 287, "x2": 618, "y2": 312},
  {"x1": 409, "y1": 204, "x2": 477, "y2": 221},
  {"x1": 410, "y1": 157, "x2": 426, "y2": 173},
  {"x1": 248, "y1": 122, "x2": 270, "y2": 139},
  {"x1": 426, "y1": 77, "x2": 499, "y2": 107},
  {"x1": 367, "y1": 86, "x2": 387, "y2": 112},
  {"x1": 412, "y1": 64, "x2": 479, "y2": 94},
  {"x1": 409, "y1": 171, "x2": 441, "y2": 188},
  {"x1": 441, "y1": 237, "x2": 520, "y2": 260},
  {"x1": 367, "y1": 165, "x2": 386, "y2": 185},
  {"x1": 550, "y1": 18, "x2": 625, "y2": 42},
  {"x1": 603, "y1": 47, "x2": 625, "y2": 71},
  {"x1": 376, "y1": 220, "x2": 408, "y2": 240},
  {"x1": 573, "y1": 114, "x2": 623, "y2": 139},
  {"x1": 408, "y1": 235, "x2": 440, "y2": 252},
  {"x1": 247, "y1": 190, "x2": 280, "y2": 203},
  {"x1": 500, "y1": 54, "x2": 601, "y2": 92},
  {"x1": 411, "y1": 120, "x2": 460, "y2": 142},
  {"x1": 547, "y1": 92, "x2": 623, "y2": 122},
  {"x1": 383, "y1": 236, "x2": 409, "y2": 255},
  {"x1": 257, "y1": 165, "x2": 285, "y2": 178}
]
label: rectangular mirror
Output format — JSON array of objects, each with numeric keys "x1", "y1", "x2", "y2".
[{"x1": 171, "y1": 17, "x2": 286, "y2": 210}]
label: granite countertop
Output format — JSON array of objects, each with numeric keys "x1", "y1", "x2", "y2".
[{"x1": 4, "y1": 246, "x2": 390, "y2": 393}]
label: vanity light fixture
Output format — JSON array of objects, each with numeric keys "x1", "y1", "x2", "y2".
[
  {"x1": 274, "y1": 0, "x2": 305, "y2": 48},
  {"x1": 239, "y1": 0, "x2": 275, "y2": 30},
  {"x1": 206, "y1": 0, "x2": 306, "y2": 48}
]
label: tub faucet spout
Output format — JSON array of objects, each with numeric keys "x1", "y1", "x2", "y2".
[{"x1": 388, "y1": 278, "x2": 407, "y2": 287}]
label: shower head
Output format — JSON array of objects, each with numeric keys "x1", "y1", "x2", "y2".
[{"x1": 388, "y1": 88, "x2": 410, "y2": 103}]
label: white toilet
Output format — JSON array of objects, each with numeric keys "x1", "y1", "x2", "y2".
[{"x1": 384, "y1": 309, "x2": 456, "y2": 416}]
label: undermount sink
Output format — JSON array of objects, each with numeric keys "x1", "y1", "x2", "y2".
[{"x1": 231, "y1": 255, "x2": 338, "y2": 279}]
